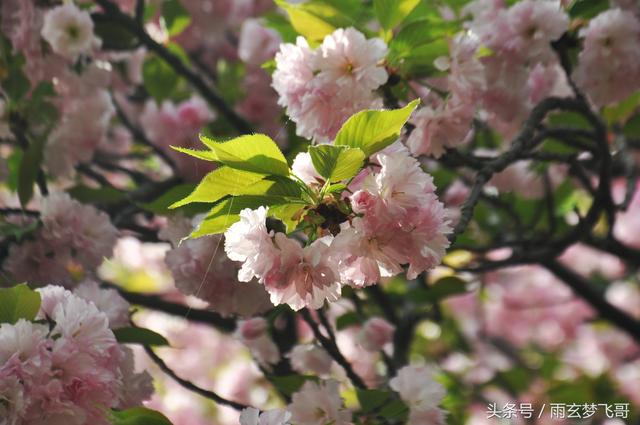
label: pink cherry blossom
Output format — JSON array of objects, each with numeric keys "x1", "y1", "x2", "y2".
[
  {"x1": 238, "y1": 19, "x2": 281, "y2": 66},
  {"x1": 0, "y1": 286, "x2": 151, "y2": 425},
  {"x1": 73, "y1": 281, "x2": 130, "y2": 328},
  {"x1": 289, "y1": 344, "x2": 333, "y2": 375},
  {"x1": 314, "y1": 27, "x2": 388, "y2": 90},
  {"x1": 224, "y1": 206, "x2": 279, "y2": 283},
  {"x1": 505, "y1": 0, "x2": 569, "y2": 63},
  {"x1": 235, "y1": 318, "x2": 280, "y2": 368},
  {"x1": 358, "y1": 317, "x2": 395, "y2": 352},
  {"x1": 44, "y1": 88, "x2": 115, "y2": 178},
  {"x1": 573, "y1": 9, "x2": 640, "y2": 106},
  {"x1": 4, "y1": 193, "x2": 118, "y2": 287},
  {"x1": 406, "y1": 97, "x2": 474, "y2": 158},
  {"x1": 292, "y1": 152, "x2": 322, "y2": 186},
  {"x1": 288, "y1": 380, "x2": 352, "y2": 425},
  {"x1": 139, "y1": 97, "x2": 216, "y2": 181},
  {"x1": 484, "y1": 265, "x2": 594, "y2": 349},
  {"x1": 240, "y1": 407, "x2": 292, "y2": 425},
  {"x1": 265, "y1": 234, "x2": 341, "y2": 311},
  {"x1": 272, "y1": 29, "x2": 387, "y2": 141},
  {"x1": 41, "y1": 3, "x2": 99, "y2": 59},
  {"x1": 390, "y1": 363, "x2": 446, "y2": 411},
  {"x1": 272, "y1": 37, "x2": 315, "y2": 113}
]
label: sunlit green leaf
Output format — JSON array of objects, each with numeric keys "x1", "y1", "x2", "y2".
[
  {"x1": 0, "y1": 284, "x2": 41, "y2": 324},
  {"x1": 374, "y1": 0, "x2": 420, "y2": 30},
  {"x1": 169, "y1": 167, "x2": 267, "y2": 208},
  {"x1": 308, "y1": 145, "x2": 365, "y2": 182},
  {"x1": 193, "y1": 134, "x2": 290, "y2": 176},
  {"x1": 334, "y1": 100, "x2": 419, "y2": 156}
]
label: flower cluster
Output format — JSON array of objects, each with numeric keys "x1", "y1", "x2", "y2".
[
  {"x1": 223, "y1": 145, "x2": 451, "y2": 311},
  {"x1": 0, "y1": 285, "x2": 152, "y2": 425},
  {"x1": 273, "y1": 28, "x2": 388, "y2": 141},
  {"x1": 573, "y1": 8, "x2": 640, "y2": 106},
  {"x1": 4, "y1": 193, "x2": 118, "y2": 287}
]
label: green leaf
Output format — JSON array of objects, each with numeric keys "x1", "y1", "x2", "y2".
[
  {"x1": 17, "y1": 137, "x2": 45, "y2": 208},
  {"x1": 336, "y1": 311, "x2": 359, "y2": 330},
  {"x1": 113, "y1": 327, "x2": 169, "y2": 346},
  {"x1": 569, "y1": 0, "x2": 609, "y2": 19},
  {"x1": 379, "y1": 399, "x2": 409, "y2": 420},
  {"x1": 143, "y1": 56, "x2": 178, "y2": 102},
  {"x1": 308, "y1": 145, "x2": 365, "y2": 182},
  {"x1": 0, "y1": 220, "x2": 38, "y2": 243},
  {"x1": 425, "y1": 276, "x2": 468, "y2": 301},
  {"x1": 275, "y1": 0, "x2": 362, "y2": 42},
  {"x1": 0, "y1": 284, "x2": 41, "y2": 324},
  {"x1": 326, "y1": 183, "x2": 348, "y2": 194},
  {"x1": 2, "y1": 53, "x2": 30, "y2": 101},
  {"x1": 169, "y1": 167, "x2": 267, "y2": 208},
  {"x1": 162, "y1": 0, "x2": 191, "y2": 36},
  {"x1": 276, "y1": 0, "x2": 335, "y2": 41},
  {"x1": 390, "y1": 18, "x2": 458, "y2": 58},
  {"x1": 270, "y1": 375, "x2": 318, "y2": 397},
  {"x1": 334, "y1": 100, "x2": 419, "y2": 156},
  {"x1": 110, "y1": 407, "x2": 173, "y2": 425},
  {"x1": 603, "y1": 92, "x2": 640, "y2": 125},
  {"x1": 191, "y1": 195, "x2": 301, "y2": 237},
  {"x1": 374, "y1": 0, "x2": 420, "y2": 30},
  {"x1": 195, "y1": 134, "x2": 290, "y2": 176},
  {"x1": 139, "y1": 184, "x2": 211, "y2": 217},
  {"x1": 357, "y1": 389, "x2": 391, "y2": 413},
  {"x1": 269, "y1": 203, "x2": 305, "y2": 233}
]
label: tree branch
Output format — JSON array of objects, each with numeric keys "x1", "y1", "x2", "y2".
[
  {"x1": 543, "y1": 260, "x2": 640, "y2": 344},
  {"x1": 144, "y1": 345, "x2": 248, "y2": 410},
  {"x1": 301, "y1": 309, "x2": 367, "y2": 389}
]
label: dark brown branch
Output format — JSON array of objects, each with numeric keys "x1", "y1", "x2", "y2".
[
  {"x1": 301, "y1": 309, "x2": 367, "y2": 389},
  {"x1": 144, "y1": 345, "x2": 248, "y2": 410},
  {"x1": 543, "y1": 260, "x2": 640, "y2": 344},
  {"x1": 104, "y1": 283, "x2": 236, "y2": 333}
]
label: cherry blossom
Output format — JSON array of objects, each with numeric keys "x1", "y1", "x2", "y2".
[
  {"x1": 41, "y1": 3, "x2": 99, "y2": 59},
  {"x1": 573, "y1": 8, "x2": 640, "y2": 106},
  {"x1": 288, "y1": 380, "x2": 352, "y2": 425},
  {"x1": 240, "y1": 407, "x2": 292, "y2": 425},
  {"x1": 288, "y1": 344, "x2": 334, "y2": 376},
  {"x1": 0, "y1": 286, "x2": 152, "y2": 425},
  {"x1": 165, "y1": 235, "x2": 272, "y2": 317},
  {"x1": 357, "y1": 317, "x2": 395, "y2": 352},
  {"x1": 273, "y1": 28, "x2": 387, "y2": 141},
  {"x1": 390, "y1": 363, "x2": 447, "y2": 424},
  {"x1": 4, "y1": 193, "x2": 118, "y2": 287},
  {"x1": 235, "y1": 317, "x2": 280, "y2": 368}
]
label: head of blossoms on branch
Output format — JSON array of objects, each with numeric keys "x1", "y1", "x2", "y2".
[
  {"x1": 170, "y1": 101, "x2": 449, "y2": 309},
  {"x1": 272, "y1": 27, "x2": 388, "y2": 142},
  {"x1": 0, "y1": 285, "x2": 153, "y2": 425},
  {"x1": 3, "y1": 192, "x2": 119, "y2": 287}
]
